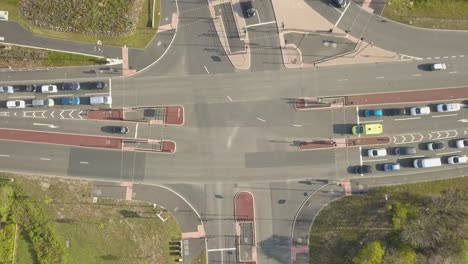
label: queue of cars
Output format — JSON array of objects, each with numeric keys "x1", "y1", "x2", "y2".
[
  {"x1": 362, "y1": 102, "x2": 462, "y2": 117},
  {"x1": 5, "y1": 96, "x2": 112, "y2": 108},
  {"x1": 354, "y1": 139, "x2": 468, "y2": 174},
  {"x1": 0, "y1": 81, "x2": 107, "y2": 94}
]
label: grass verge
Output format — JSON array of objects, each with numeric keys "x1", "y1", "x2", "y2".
[
  {"x1": 309, "y1": 177, "x2": 468, "y2": 263},
  {"x1": 384, "y1": 0, "x2": 468, "y2": 30},
  {"x1": 0, "y1": 44, "x2": 107, "y2": 68},
  {"x1": 0, "y1": 0, "x2": 160, "y2": 48},
  {"x1": 3, "y1": 174, "x2": 181, "y2": 264}
]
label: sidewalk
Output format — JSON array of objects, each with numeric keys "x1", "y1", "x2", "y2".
[
  {"x1": 0, "y1": 0, "x2": 178, "y2": 78},
  {"x1": 271, "y1": 0, "x2": 399, "y2": 68}
]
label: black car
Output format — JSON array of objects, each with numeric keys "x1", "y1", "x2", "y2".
[
  {"x1": 62, "y1": 82, "x2": 81, "y2": 90},
  {"x1": 353, "y1": 165, "x2": 372, "y2": 174},
  {"x1": 427, "y1": 142, "x2": 445, "y2": 151},
  {"x1": 112, "y1": 126, "x2": 129, "y2": 134},
  {"x1": 331, "y1": 0, "x2": 348, "y2": 8},
  {"x1": 394, "y1": 147, "x2": 416, "y2": 155},
  {"x1": 386, "y1": 108, "x2": 407, "y2": 116},
  {"x1": 240, "y1": 1, "x2": 256, "y2": 18},
  {"x1": 80, "y1": 81, "x2": 107, "y2": 90}
]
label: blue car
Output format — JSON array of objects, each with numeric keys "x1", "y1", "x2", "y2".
[
  {"x1": 62, "y1": 97, "x2": 80, "y2": 105},
  {"x1": 364, "y1": 109, "x2": 383, "y2": 117}
]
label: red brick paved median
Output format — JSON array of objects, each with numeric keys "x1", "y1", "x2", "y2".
[
  {"x1": 165, "y1": 106, "x2": 184, "y2": 125},
  {"x1": 347, "y1": 86, "x2": 468, "y2": 106},
  {"x1": 235, "y1": 192, "x2": 254, "y2": 221},
  {"x1": 346, "y1": 137, "x2": 390, "y2": 146},
  {"x1": 87, "y1": 109, "x2": 124, "y2": 120},
  {"x1": 0, "y1": 129, "x2": 122, "y2": 149}
]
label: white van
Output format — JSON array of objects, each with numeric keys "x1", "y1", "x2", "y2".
[
  {"x1": 90, "y1": 96, "x2": 112, "y2": 105},
  {"x1": 413, "y1": 158, "x2": 442, "y2": 168}
]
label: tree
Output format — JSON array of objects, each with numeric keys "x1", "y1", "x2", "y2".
[
  {"x1": 401, "y1": 189, "x2": 468, "y2": 257},
  {"x1": 353, "y1": 241, "x2": 385, "y2": 264}
]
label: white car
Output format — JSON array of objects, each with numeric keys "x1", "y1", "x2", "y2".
[
  {"x1": 367, "y1": 148, "x2": 387, "y2": 157},
  {"x1": 410, "y1": 106, "x2": 430, "y2": 116},
  {"x1": 6, "y1": 100, "x2": 26, "y2": 109},
  {"x1": 0, "y1": 86, "x2": 14, "y2": 93},
  {"x1": 41, "y1": 85, "x2": 58, "y2": 93},
  {"x1": 90, "y1": 96, "x2": 112, "y2": 105},
  {"x1": 431, "y1": 63, "x2": 446, "y2": 71},
  {"x1": 448, "y1": 155, "x2": 468, "y2": 165},
  {"x1": 436, "y1": 103, "x2": 460, "y2": 112},
  {"x1": 455, "y1": 139, "x2": 468, "y2": 148}
]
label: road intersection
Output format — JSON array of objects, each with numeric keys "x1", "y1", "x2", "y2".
[{"x1": 1, "y1": 0, "x2": 468, "y2": 263}]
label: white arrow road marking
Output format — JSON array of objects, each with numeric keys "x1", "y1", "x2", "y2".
[
  {"x1": 50, "y1": 111, "x2": 55, "y2": 118},
  {"x1": 33, "y1": 123, "x2": 59, "y2": 128}
]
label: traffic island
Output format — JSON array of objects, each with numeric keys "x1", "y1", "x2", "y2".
[
  {"x1": 298, "y1": 137, "x2": 390, "y2": 150},
  {"x1": 0, "y1": 129, "x2": 176, "y2": 153},
  {"x1": 87, "y1": 105, "x2": 184, "y2": 125},
  {"x1": 234, "y1": 191, "x2": 257, "y2": 264}
]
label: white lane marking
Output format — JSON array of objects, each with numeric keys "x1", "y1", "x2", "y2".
[
  {"x1": 135, "y1": 123, "x2": 139, "y2": 139},
  {"x1": 432, "y1": 114, "x2": 458, "y2": 118},
  {"x1": 0, "y1": 37, "x2": 4, "y2": 41},
  {"x1": 48, "y1": 94, "x2": 73, "y2": 97},
  {"x1": 458, "y1": 119, "x2": 468, "y2": 123},
  {"x1": 85, "y1": 92, "x2": 108, "y2": 96},
  {"x1": 376, "y1": 76, "x2": 385, "y2": 79},
  {"x1": 226, "y1": 96, "x2": 233, "y2": 102},
  {"x1": 394, "y1": 117, "x2": 421, "y2": 121},
  {"x1": 33, "y1": 123, "x2": 59, "y2": 128},
  {"x1": 293, "y1": 124, "x2": 302, "y2": 127},
  {"x1": 256, "y1": 9, "x2": 261, "y2": 23},
  {"x1": 460, "y1": 55, "x2": 465, "y2": 57},
  {"x1": 359, "y1": 146, "x2": 363, "y2": 166},
  {"x1": 362, "y1": 158, "x2": 387, "y2": 162},
  {"x1": 207, "y1": 247, "x2": 237, "y2": 252},
  {"x1": 10, "y1": 96, "x2": 35, "y2": 99},
  {"x1": 449, "y1": 71, "x2": 458, "y2": 74},
  {"x1": 337, "y1": 78, "x2": 348, "y2": 82},
  {"x1": 40, "y1": 158, "x2": 51, "y2": 161},
  {"x1": 451, "y1": 56, "x2": 457, "y2": 58},
  {"x1": 203, "y1": 65, "x2": 210, "y2": 74},
  {"x1": 360, "y1": 119, "x2": 383, "y2": 123},
  {"x1": 0, "y1": 154, "x2": 11, "y2": 157},
  {"x1": 80, "y1": 161, "x2": 89, "y2": 164},
  {"x1": 426, "y1": 57, "x2": 432, "y2": 60},
  {"x1": 411, "y1": 74, "x2": 422, "y2": 77},
  {"x1": 443, "y1": 56, "x2": 448, "y2": 58},
  {"x1": 245, "y1": 20, "x2": 276, "y2": 29},
  {"x1": 334, "y1": 2, "x2": 350, "y2": 26},
  {"x1": 435, "y1": 57, "x2": 440, "y2": 59},
  {"x1": 436, "y1": 150, "x2": 461, "y2": 156},
  {"x1": 256, "y1": 117, "x2": 266, "y2": 122}
]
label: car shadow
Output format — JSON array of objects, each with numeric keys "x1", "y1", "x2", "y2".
[
  {"x1": 101, "y1": 126, "x2": 114, "y2": 133},
  {"x1": 333, "y1": 123, "x2": 354, "y2": 135},
  {"x1": 417, "y1": 64, "x2": 433, "y2": 71}
]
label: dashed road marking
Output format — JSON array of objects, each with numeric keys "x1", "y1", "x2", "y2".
[
  {"x1": 256, "y1": 117, "x2": 266, "y2": 122},
  {"x1": 436, "y1": 150, "x2": 461, "y2": 156},
  {"x1": 360, "y1": 119, "x2": 383, "y2": 123},
  {"x1": 293, "y1": 124, "x2": 302, "y2": 127},
  {"x1": 80, "y1": 161, "x2": 89, "y2": 164},
  {"x1": 226, "y1": 96, "x2": 233, "y2": 102},
  {"x1": 203, "y1": 65, "x2": 210, "y2": 74},
  {"x1": 394, "y1": 117, "x2": 420, "y2": 121},
  {"x1": 0, "y1": 154, "x2": 10, "y2": 157},
  {"x1": 40, "y1": 158, "x2": 51, "y2": 161},
  {"x1": 337, "y1": 78, "x2": 348, "y2": 82},
  {"x1": 411, "y1": 74, "x2": 421, "y2": 77},
  {"x1": 376, "y1": 76, "x2": 384, "y2": 79},
  {"x1": 362, "y1": 158, "x2": 387, "y2": 163},
  {"x1": 432, "y1": 114, "x2": 457, "y2": 118},
  {"x1": 449, "y1": 71, "x2": 458, "y2": 74}
]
